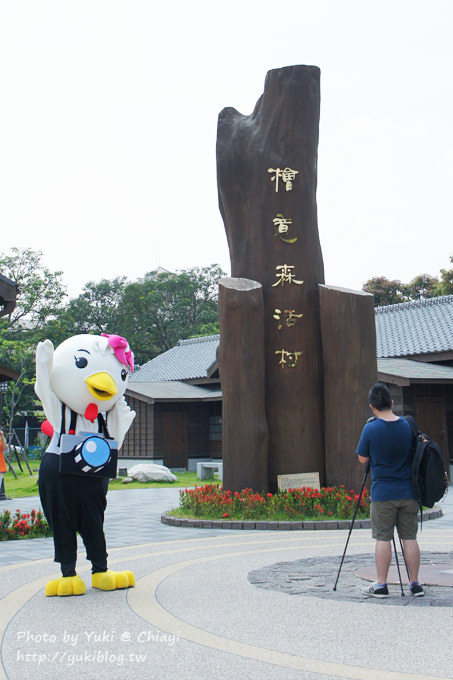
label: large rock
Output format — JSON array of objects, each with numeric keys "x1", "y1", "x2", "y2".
[{"x1": 127, "y1": 463, "x2": 177, "y2": 483}]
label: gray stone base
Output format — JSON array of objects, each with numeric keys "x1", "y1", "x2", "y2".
[
  {"x1": 248, "y1": 551, "x2": 453, "y2": 606},
  {"x1": 161, "y1": 507, "x2": 442, "y2": 530}
]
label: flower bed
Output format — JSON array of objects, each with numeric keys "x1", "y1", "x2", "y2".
[
  {"x1": 173, "y1": 484, "x2": 370, "y2": 521},
  {"x1": 0, "y1": 509, "x2": 52, "y2": 540}
]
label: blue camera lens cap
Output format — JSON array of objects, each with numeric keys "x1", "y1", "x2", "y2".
[{"x1": 80, "y1": 436, "x2": 110, "y2": 467}]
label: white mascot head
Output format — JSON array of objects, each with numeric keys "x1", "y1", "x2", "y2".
[{"x1": 50, "y1": 333, "x2": 134, "y2": 420}]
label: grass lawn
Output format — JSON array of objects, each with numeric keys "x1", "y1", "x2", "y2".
[
  {"x1": 1, "y1": 465, "x2": 41, "y2": 498},
  {"x1": 108, "y1": 470, "x2": 205, "y2": 491},
  {"x1": 2, "y1": 464, "x2": 211, "y2": 499}
]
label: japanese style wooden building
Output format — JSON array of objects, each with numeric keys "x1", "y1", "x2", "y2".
[
  {"x1": 0, "y1": 273, "x2": 19, "y2": 430},
  {"x1": 374, "y1": 295, "x2": 453, "y2": 471},
  {"x1": 0, "y1": 273, "x2": 19, "y2": 385},
  {"x1": 123, "y1": 295, "x2": 453, "y2": 475},
  {"x1": 123, "y1": 336, "x2": 221, "y2": 469}
]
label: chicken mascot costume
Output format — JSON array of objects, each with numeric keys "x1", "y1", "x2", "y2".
[{"x1": 35, "y1": 333, "x2": 136, "y2": 597}]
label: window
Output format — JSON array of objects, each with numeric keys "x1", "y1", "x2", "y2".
[{"x1": 209, "y1": 416, "x2": 222, "y2": 441}]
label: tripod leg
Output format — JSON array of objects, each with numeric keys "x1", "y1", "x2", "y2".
[
  {"x1": 399, "y1": 537, "x2": 410, "y2": 582},
  {"x1": 333, "y1": 514, "x2": 355, "y2": 592},
  {"x1": 393, "y1": 536, "x2": 405, "y2": 597},
  {"x1": 333, "y1": 462, "x2": 370, "y2": 591}
]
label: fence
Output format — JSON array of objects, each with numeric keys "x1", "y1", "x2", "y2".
[{"x1": 6, "y1": 428, "x2": 48, "y2": 459}]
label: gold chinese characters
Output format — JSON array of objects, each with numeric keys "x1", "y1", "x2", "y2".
[
  {"x1": 268, "y1": 167, "x2": 299, "y2": 192},
  {"x1": 268, "y1": 165, "x2": 303, "y2": 368}
]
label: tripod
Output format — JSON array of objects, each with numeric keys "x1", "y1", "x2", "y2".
[{"x1": 333, "y1": 461, "x2": 408, "y2": 596}]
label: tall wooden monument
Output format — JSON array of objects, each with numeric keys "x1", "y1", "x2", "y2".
[{"x1": 216, "y1": 65, "x2": 377, "y2": 493}]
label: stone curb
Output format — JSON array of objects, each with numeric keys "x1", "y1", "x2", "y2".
[{"x1": 160, "y1": 507, "x2": 442, "y2": 530}]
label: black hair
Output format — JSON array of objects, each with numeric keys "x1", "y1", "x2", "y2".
[{"x1": 368, "y1": 382, "x2": 392, "y2": 411}]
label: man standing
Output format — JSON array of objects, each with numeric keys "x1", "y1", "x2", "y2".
[{"x1": 356, "y1": 382, "x2": 424, "y2": 598}]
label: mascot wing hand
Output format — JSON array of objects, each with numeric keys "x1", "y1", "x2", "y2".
[
  {"x1": 35, "y1": 339, "x2": 61, "y2": 428},
  {"x1": 107, "y1": 397, "x2": 136, "y2": 450},
  {"x1": 36, "y1": 338, "x2": 55, "y2": 367}
]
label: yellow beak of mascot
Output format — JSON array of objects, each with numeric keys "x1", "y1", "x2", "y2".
[{"x1": 35, "y1": 333, "x2": 136, "y2": 597}]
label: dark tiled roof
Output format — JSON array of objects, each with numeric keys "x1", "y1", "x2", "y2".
[
  {"x1": 127, "y1": 381, "x2": 222, "y2": 401},
  {"x1": 378, "y1": 358, "x2": 453, "y2": 382},
  {"x1": 130, "y1": 335, "x2": 220, "y2": 382},
  {"x1": 131, "y1": 296, "x2": 453, "y2": 384},
  {"x1": 0, "y1": 273, "x2": 18, "y2": 318},
  {"x1": 375, "y1": 295, "x2": 453, "y2": 358}
]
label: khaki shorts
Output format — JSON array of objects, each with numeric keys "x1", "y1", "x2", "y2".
[{"x1": 370, "y1": 499, "x2": 419, "y2": 541}]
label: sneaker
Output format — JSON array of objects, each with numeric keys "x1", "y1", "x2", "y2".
[
  {"x1": 362, "y1": 582, "x2": 389, "y2": 598},
  {"x1": 410, "y1": 582, "x2": 424, "y2": 597}
]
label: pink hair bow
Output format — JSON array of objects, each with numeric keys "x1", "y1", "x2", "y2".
[{"x1": 101, "y1": 333, "x2": 134, "y2": 372}]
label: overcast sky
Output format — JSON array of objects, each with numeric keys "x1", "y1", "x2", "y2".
[{"x1": 0, "y1": 0, "x2": 451, "y2": 299}]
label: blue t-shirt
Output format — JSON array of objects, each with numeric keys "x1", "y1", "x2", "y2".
[{"x1": 356, "y1": 417, "x2": 414, "y2": 501}]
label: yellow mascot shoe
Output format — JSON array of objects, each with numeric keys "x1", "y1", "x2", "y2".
[
  {"x1": 122, "y1": 570, "x2": 135, "y2": 587},
  {"x1": 92, "y1": 571, "x2": 117, "y2": 591},
  {"x1": 113, "y1": 570, "x2": 135, "y2": 588},
  {"x1": 45, "y1": 575, "x2": 85, "y2": 597},
  {"x1": 92, "y1": 570, "x2": 135, "y2": 591},
  {"x1": 45, "y1": 579, "x2": 60, "y2": 597}
]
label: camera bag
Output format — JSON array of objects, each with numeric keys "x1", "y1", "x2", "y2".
[
  {"x1": 404, "y1": 415, "x2": 448, "y2": 513},
  {"x1": 57, "y1": 405, "x2": 118, "y2": 478}
]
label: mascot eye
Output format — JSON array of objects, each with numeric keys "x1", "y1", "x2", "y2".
[
  {"x1": 75, "y1": 355, "x2": 88, "y2": 369},
  {"x1": 121, "y1": 369, "x2": 127, "y2": 381}
]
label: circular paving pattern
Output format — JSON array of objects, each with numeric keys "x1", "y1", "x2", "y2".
[{"x1": 248, "y1": 551, "x2": 453, "y2": 606}]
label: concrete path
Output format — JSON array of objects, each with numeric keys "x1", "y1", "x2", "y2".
[{"x1": 1, "y1": 486, "x2": 453, "y2": 680}]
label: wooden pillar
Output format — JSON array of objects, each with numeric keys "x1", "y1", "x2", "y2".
[
  {"x1": 217, "y1": 65, "x2": 325, "y2": 491},
  {"x1": 217, "y1": 277, "x2": 268, "y2": 492},
  {"x1": 319, "y1": 285, "x2": 377, "y2": 491}
]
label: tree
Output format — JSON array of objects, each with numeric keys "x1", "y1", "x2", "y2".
[
  {"x1": 0, "y1": 331, "x2": 37, "y2": 435},
  {"x1": 59, "y1": 266, "x2": 224, "y2": 364},
  {"x1": 0, "y1": 247, "x2": 66, "y2": 328},
  {"x1": 363, "y1": 256, "x2": 453, "y2": 306},
  {"x1": 65, "y1": 277, "x2": 128, "y2": 335},
  {"x1": 406, "y1": 274, "x2": 439, "y2": 301},
  {"x1": 0, "y1": 248, "x2": 67, "y2": 431},
  {"x1": 435, "y1": 256, "x2": 453, "y2": 296},
  {"x1": 0, "y1": 255, "x2": 226, "y2": 429},
  {"x1": 362, "y1": 277, "x2": 408, "y2": 306},
  {"x1": 120, "y1": 264, "x2": 225, "y2": 363}
]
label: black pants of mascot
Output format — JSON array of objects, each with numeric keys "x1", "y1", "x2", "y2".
[{"x1": 39, "y1": 452, "x2": 109, "y2": 577}]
